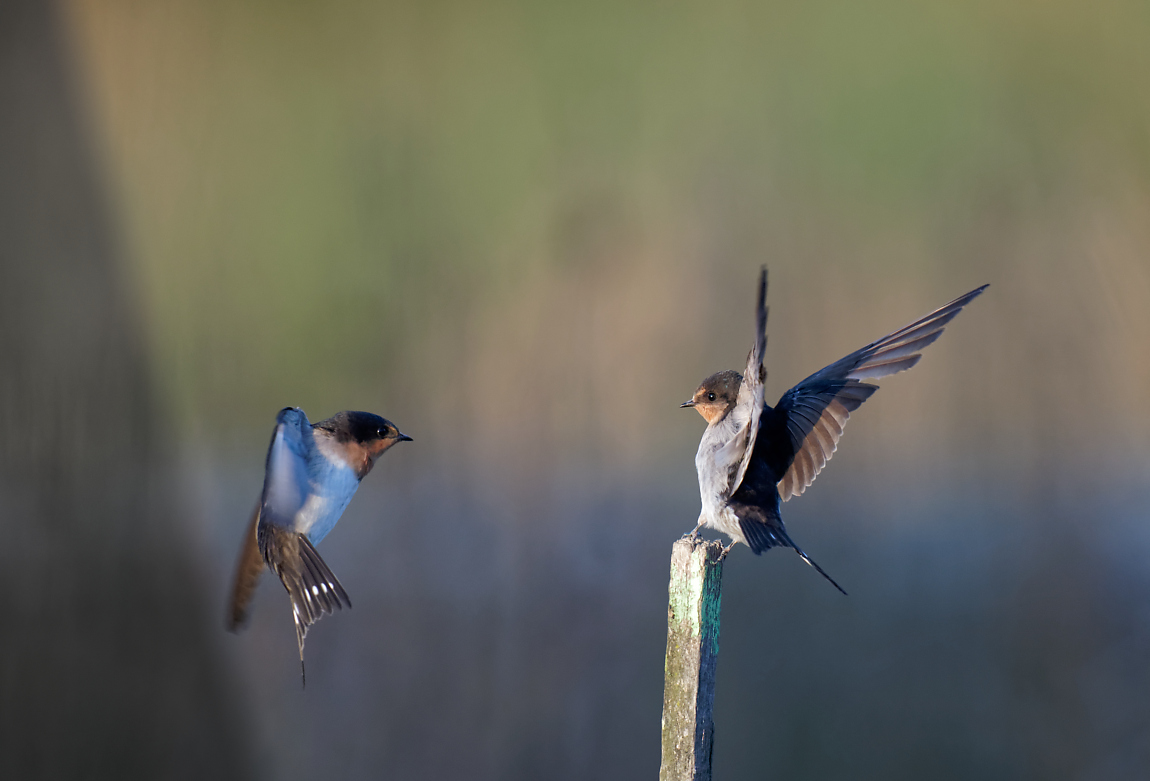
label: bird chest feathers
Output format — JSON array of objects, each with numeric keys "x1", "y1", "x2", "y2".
[
  {"x1": 298, "y1": 454, "x2": 361, "y2": 544},
  {"x1": 696, "y1": 407, "x2": 752, "y2": 497}
]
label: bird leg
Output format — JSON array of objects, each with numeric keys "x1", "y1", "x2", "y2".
[
  {"x1": 682, "y1": 515, "x2": 706, "y2": 540},
  {"x1": 719, "y1": 541, "x2": 737, "y2": 560}
]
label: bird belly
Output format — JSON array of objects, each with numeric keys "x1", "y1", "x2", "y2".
[
  {"x1": 695, "y1": 431, "x2": 746, "y2": 545},
  {"x1": 701, "y1": 505, "x2": 746, "y2": 545}
]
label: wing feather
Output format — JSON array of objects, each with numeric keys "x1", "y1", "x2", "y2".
[
  {"x1": 260, "y1": 407, "x2": 312, "y2": 528},
  {"x1": 775, "y1": 284, "x2": 986, "y2": 500},
  {"x1": 812, "y1": 419, "x2": 835, "y2": 461},
  {"x1": 728, "y1": 268, "x2": 769, "y2": 495},
  {"x1": 846, "y1": 355, "x2": 921, "y2": 380},
  {"x1": 864, "y1": 330, "x2": 943, "y2": 363}
]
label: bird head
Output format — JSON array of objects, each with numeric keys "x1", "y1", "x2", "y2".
[
  {"x1": 318, "y1": 411, "x2": 412, "y2": 476},
  {"x1": 680, "y1": 370, "x2": 742, "y2": 425}
]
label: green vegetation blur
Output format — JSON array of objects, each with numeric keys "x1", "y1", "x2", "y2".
[{"x1": 69, "y1": 0, "x2": 1150, "y2": 467}]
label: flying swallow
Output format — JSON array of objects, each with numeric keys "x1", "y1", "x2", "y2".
[
  {"x1": 682, "y1": 268, "x2": 986, "y2": 593},
  {"x1": 226, "y1": 407, "x2": 411, "y2": 684}
]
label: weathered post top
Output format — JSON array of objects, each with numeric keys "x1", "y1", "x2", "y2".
[{"x1": 660, "y1": 538, "x2": 725, "y2": 781}]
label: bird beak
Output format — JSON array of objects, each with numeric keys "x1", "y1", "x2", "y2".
[
  {"x1": 680, "y1": 399, "x2": 696, "y2": 409},
  {"x1": 397, "y1": 433, "x2": 413, "y2": 442}
]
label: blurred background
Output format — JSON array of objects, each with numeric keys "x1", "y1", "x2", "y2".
[{"x1": 3, "y1": 0, "x2": 1150, "y2": 778}]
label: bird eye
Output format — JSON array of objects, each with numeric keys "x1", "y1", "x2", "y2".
[{"x1": 707, "y1": 392, "x2": 716, "y2": 402}]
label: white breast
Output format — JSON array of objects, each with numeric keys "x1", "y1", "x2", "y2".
[{"x1": 694, "y1": 411, "x2": 750, "y2": 543}]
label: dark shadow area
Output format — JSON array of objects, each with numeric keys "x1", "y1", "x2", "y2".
[{"x1": 0, "y1": 2, "x2": 251, "y2": 778}]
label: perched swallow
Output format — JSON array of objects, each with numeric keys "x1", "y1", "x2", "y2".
[
  {"x1": 226, "y1": 407, "x2": 411, "y2": 684},
  {"x1": 683, "y1": 269, "x2": 986, "y2": 593}
]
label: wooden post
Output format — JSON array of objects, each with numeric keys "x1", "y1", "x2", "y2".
[{"x1": 660, "y1": 538, "x2": 725, "y2": 781}]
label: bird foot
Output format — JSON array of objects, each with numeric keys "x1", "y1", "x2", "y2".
[
  {"x1": 680, "y1": 531, "x2": 706, "y2": 549},
  {"x1": 719, "y1": 542, "x2": 737, "y2": 560},
  {"x1": 682, "y1": 521, "x2": 705, "y2": 541}
]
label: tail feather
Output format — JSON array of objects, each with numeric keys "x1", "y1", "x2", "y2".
[
  {"x1": 258, "y1": 523, "x2": 351, "y2": 686},
  {"x1": 226, "y1": 504, "x2": 264, "y2": 632},
  {"x1": 737, "y1": 513, "x2": 848, "y2": 595},
  {"x1": 789, "y1": 544, "x2": 848, "y2": 595},
  {"x1": 738, "y1": 514, "x2": 789, "y2": 554}
]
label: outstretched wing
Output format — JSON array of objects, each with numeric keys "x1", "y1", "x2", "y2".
[
  {"x1": 260, "y1": 407, "x2": 312, "y2": 528},
  {"x1": 775, "y1": 284, "x2": 987, "y2": 501},
  {"x1": 725, "y1": 268, "x2": 768, "y2": 496}
]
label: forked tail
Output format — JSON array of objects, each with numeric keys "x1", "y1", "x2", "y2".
[
  {"x1": 790, "y1": 544, "x2": 848, "y2": 596},
  {"x1": 258, "y1": 523, "x2": 352, "y2": 687},
  {"x1": 738, "y1": 512, "x2": 848, "y2": 595}
]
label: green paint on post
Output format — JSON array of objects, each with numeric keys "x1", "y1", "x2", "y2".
[{"x1": 660, "y1": 538, "x2": 725, "y2": 781}]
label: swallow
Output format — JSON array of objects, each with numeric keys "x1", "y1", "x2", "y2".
[
  {"x1": 682, "y1": 268, "x2": 986, "y2": 593},
  {"x1": 226, "y1": 407, "x2": 411, "y2": 684}
]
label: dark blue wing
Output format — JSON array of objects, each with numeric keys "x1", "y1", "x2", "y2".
[{"x1": 774, "y1": 284, "x2": 987, "y2": 500}]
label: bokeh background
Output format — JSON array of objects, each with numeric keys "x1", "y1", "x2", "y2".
[{"x1": 3, "y1": 0, "x2": 1150, "y2": 778}]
